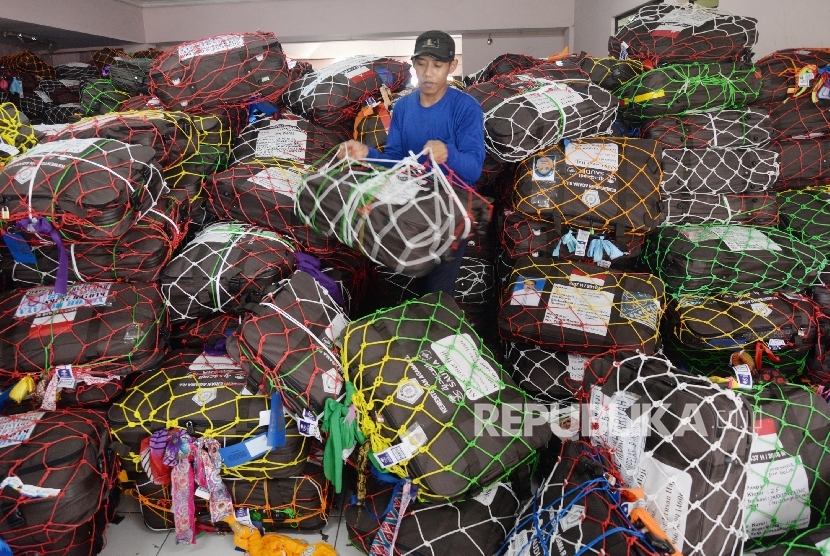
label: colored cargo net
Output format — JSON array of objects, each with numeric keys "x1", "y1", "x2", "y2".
[
  {"x1": 503, "y1": 440, "x2": 661, "y2": 556},
  {"x1": 608, "y1": 3, "x2": 757, "y2": 66},
  {"x1": 738, "y1": 383, "x2": 830, "y2": 549},
  {"x1": 0, "y1": 190, "x2": 189, "y2": 286},
  {"x1": 346, "y1": 478, "x2": 519, "y2": 556},
  {"x1": 131, "y1": 48, "x2": 165, "y2": 59},
  {"x1": 43, "y1": 105, "x2": 82, "y2": 126},
  {"x1": 109, "y1": 58, "x2": 154, "y2": 97},
  {"x1": 754, "y1": 48, "x2": 830, "y2": 106},
  {"x1": 227, "y1": 271, "x2": 349, "y2": 416},
  {"x1": 79, "y1": 79, "x2": 131, "y2": 116},
  {"x1": 0, "y1": 138, "x2": 165, "y2": 241},
  {"x1": 497, "y1": 258, "x2": 665, "y2": 355},
  {"x1": 0, "y1": 410, "x2": 118, "y2": 555},
  {"x1": 659, "y1": 147, "x2": 779, "y2": 195},
  {"x1": 581, "y1": 353, "x2": 753, "y2": 556},
  {"x1": 455, "y1": 257, "x2": 496, "y2": 305},
  {"x1": 662, "y1": 291, "x2": 820, "y2": 377},
  {"x1": 770, "y1": 138, "x2": 830, "y2": 189},
  {"x1": 160, "y1": 222, "x2": 296, "y2": 321},
  {"x1": 770, "y1": 95, "x2": 830, "y2": 140},
  {"x1": 466, "y1": 77, "x2": 617, "y2": 163},
  {"x1": 615, "y1": 62, "x2": 761, "y2": 120},
  {"x1": 108, "y1": 352, "x2": 310, "y2": 480},
  {"x1": 512, "y1": 137, "x2": 663, "y2": 236},
  {"x1": 55, "y1": 63, "x2": 100, "y2": 82},
  {"x1": 297, "y1": 151, "x2": 492, "y2": 278},
  {"x1": 342, "y1": 293, "x2": 549, "y2": 502},
  {"x1": 0, "y1": 50, "x2": 58, "y2": 79},
  {"x1": 0, "y1": 102, "x2": 37, "y2": 166},
  {"x1": 89, "y1": 48, "x2": 129, "y2": 72},
  {"x1": 149, "y1": 32, "x2": 292, "y2": 112},
  {"x1": 232, "y1": 113, "x2": 350, "y2": 166},
  {"x1": 640, "y1": 224, "x2": 826, "y2": 296},
  {"x1": 0, "y1": 282, "x2": 167, "y2": 379},
  {"x1": 504, "y1": 342, "x2": 587, "y2": 403},
  {"x1": 463, "y1": 53, "x2": 544, "y2": 87},
  {"x1": 778, "y1": 186, "x2": 830, "y2": 251},
  {"x1": 165, "y1": 112, "x2": 236, "y2": 198},
  {"x1": 581, "y1": 56, "x2": 645, "y2": 91},
  {"x1": 282, "y1": 56, "x2": 411, "y2": 127},
  {"x1": 641, "y1": 107, "x2": 772, "y2": 149},
  {"x1": 659, "y1": 191, "x2": 779, "y2": 226}
]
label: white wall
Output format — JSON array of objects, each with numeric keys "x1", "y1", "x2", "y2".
[
  {"x1": 719, "y1": 0, "x2": 830, "y2": 58},
  {"x1": 462, "y1": 30, "x2": 569, "y2": 78},
  {"x1": 573, "y1": 0, "x2": 651, "y2": 58}
]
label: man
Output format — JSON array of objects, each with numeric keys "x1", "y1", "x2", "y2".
[{"x1": 338, "y1": 30, "x2": 486, "y2": 297}]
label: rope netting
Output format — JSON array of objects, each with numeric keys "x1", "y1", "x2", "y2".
[
  {"x1": 580, "y1": 353, "x2": 753, "y2": 556},
  {"x1": 503, "y1": 439, "x2": 660, "y2": 556},
  {"x1": 55, "y1": 63, "x2": 100, "y2": 82},
  {"x1": 497, "y1": 257, "x2": 665, "y2": 354},
  {"x1": 43, "y1": 105, "x2": 82, "y2": 126},
  {"x1": 165, "y1": 112, "x2": 237, "y2": 199},
  {"x1": 615, "y1": 62, "x2": 761, "y2": 120},
  {"x1": 0, "y1": 102, "x2": 38, "y2": 166},
  {"x1": 466, "y1": 77, "x2": 617, "y2": 162},
  {"x1": 0, "y1": 410, "x2": 118, "y2": 554},
  {"x1": 770, "y1": 138, "x2": 830, "y2": 190},
  {"x1": 0, "y1": 189, "x2": 189, "y2": 286},
  {"x1": 640, "y1": 224, "x2": 826, "y2": 296},
  {"x1": 109, "y1": 58, "x2": 154, "y2": 97},
  {"x1": 608, "y1": 3, "x2": 758, "y2": 66},
  {"x1": 79, "y1": 79, "x2": 131, "y2": 116},
  {"x1": 463, "y1": 54, "x2": 544, "y2": 87},
  {"x1": 778, "y1": 186, "x2": 830, "y2": 251},
  {"x1": 227, "y1": 270, "x2": 349, "y2": 416},
  {"x1": 13, "y1": 96, "x2": 50, "y2": 122},
  {"x1": 0, "y1": 50, "x2": 57, "y2": 79},
  {"x1": 497, "y1": 209, "x2": 645, "y2": 269},
  {"x1": 581, "y1": 56, "x2": 645, "y2": 91},
  {"x1": 0, "y1": 282, "x2": 166, "y2": 383},
  {"x1": 0, "y1": 137, "x2": 165, "y2": 241},
  {"x1": 754, "y1": 48, "x2": 830, "y2": 106},
  {"x1": 297, "y1": 151, "x2": 491, "y2": 278},
  {"x1": 149, "y1": 32, "x2": 292, "y2": 112},
  {"x1": 160, "y1": 221, "x2": 296, "y2": 321},
  {"x1": 659, "y1": 191, "x2": 779, "y2": 226},
  {"x1": 511, "y1": 137, "x2": 663, "y2": 237},
  {"x1": 770, "y1": 95, "x2": 830, "y2": 140},
  {"x1": 660, "y1": 147, "x2": 779, "y2": 195},
  {"x1": 662, "y1": 291, "x2": 820, "y2": 377},
  {"x1": 641, "y1": 107, "x2": 772, "y2": 149},
  {"x1": 504, "y1": 341, "x2": 587, "y2": 403},
  {"x1": 232, "y1": 113, "x2": 350, "y2": 167},
  {"x1": 108, "y1": 351, "x2": 310, "y2": 480},
  {"x1": 342, "y1": 292, "x2": 550, "y2": 501},
  {"x1": 346, "y1": 478, "x2": 519, "y2": 556},
  {"x1": 282, "y1": 56, "x2": 411, "y2": 127},
  {"x1": 89, "y1": 48, "x2": 128, "y2": 73},
  {"x1": 455, "y1": 257, "x2": 496, "y2": 305},
  {"x1": 37, "y1": 80, "x2": 80, "y2": 106}
]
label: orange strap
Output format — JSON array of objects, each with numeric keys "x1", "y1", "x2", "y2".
[
  {"x1": 546, "y1": 47, "x2": 569, "y2": 62},
  {"x1": 353, "y1": 103, "x2": 392, "y2": 141}
]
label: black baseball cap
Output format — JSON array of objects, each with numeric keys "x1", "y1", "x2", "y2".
[{"x1": 412, "y1": 30, "x2": 455, "y2": 63}]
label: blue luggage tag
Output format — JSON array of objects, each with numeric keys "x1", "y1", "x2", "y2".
[
  {"x1": 218, "y1": 433, "x2": 270, "y2": 468},
  {"x1": 2, "y1": 233, "x2": 37, "y2": 264},
  {"x1": 267, "y1": 392, "x2": 286, "y2": 448}
]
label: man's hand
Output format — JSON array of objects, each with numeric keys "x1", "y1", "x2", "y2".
[
  {"x1": 337, "y1": 140, "x2": 370, "y2": 160},
  {"x1": 424, "y1": 140, "x2": 449, "y2": 164}
]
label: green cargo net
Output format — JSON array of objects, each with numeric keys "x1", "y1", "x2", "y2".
[{"x1": 778, "y1": 186, "x2": 830, "y2": 251}]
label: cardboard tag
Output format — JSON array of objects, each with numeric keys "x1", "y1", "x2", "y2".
[
  {"x1": 799, "y1": 72, "x2": 814, "y2": 88},
  {"x1": 194, "y1": 487, "x2": 210, "y2": 500},
  {"x1": 575, "y1": 229, "x2": 590, "y2": 257},
  {"x1": 298, "y1": 409, "x2": 321, "y2": 441},
  {"x1": 234, "y1": 508, "x2": 252, "y2": 527},
  {"x1": 3, "y1": 233, "x2": 37, "y2": 264},
  {"x1": 55, "y1": 365, "x2": 76, "y2": 390},
  {"x1": 733, "y1": 364, "x2": 754, "y2": 389},
  {"x1": 218, "y1": 434, "x2": 270, "y2": 468}
]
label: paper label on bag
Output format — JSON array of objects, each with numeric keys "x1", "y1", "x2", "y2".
[
  {"x1": 188, "y1": 353, "x2": 242, "y2": 371},
  {"x1": 249, "y1": 166, "x2": 303, "y2": 197},
  {"x1": 544, "y1": 279, "x2": 614, "y2": 337},
  {"x1": 814, "y1": 536, "x2": 830, "y2": 552},
  {"x1": 590, "y1": 388, "x2": 648, "y2": 486},
  {"x1": 300, "y1": 55, "x2": 380, "y2": 97},
  {"x1": 657, "y1": 7, "x2": 717, "y2": 28},
  {"x1": 524, "y1": 83, "x2": 584, "y2": 114},
  {"x1": 254, "y1": 120, "x2": 308, "y2": 161},
  {"x1": 0, "y1": 412, "x2": 45, "y2": 448},
  {"x1": 733, "y1": 364, "x2": 754, "y2": 389},
  {"x1": 0, "y1": 141, "x2": 20, "y2": 157},
  {"x1": 510, "y1": 277, "x2": 544, "y2": 306},
  {"x1": 575, "y1": 229, "x2": 590, "y2": 257},
  {"x1": 321, "y1": 368, "x2": 343, "y2": 395},
  {"x1": 799, "y1": 72, "x2": 815, "y2": 88},
  {"x1": 179, "y1": 35, "x2": 245, "y2": 61},
  {"x1": 709, "y1": 226, "x2": 782, "y2": 252},
  {"x1": 565, "y1": 142, "x2": 620, "y2": 172},
  {"x1": 566, "y1": 353, "x2": 588, "y2": 381},
  {"x1": 744, "y1": 417, "x2": 811, "y2": 539},
  {"x1": 16, "y1": 283, "x2": 112, "y2": 319},
  {"x1": 559, "y1": 504, "x2": 585, "y2": 531},
  {"x1": 396, "y1": 379, "x2": 425, "y2": 405},
  {"x1": 19, "y1": 138, "x2": 100, "y2": 159},
  {"x1": 620, "y1": 291, "x2": 661, "y2": 331},
  {"x1": 298, "y1": 410, "x2": 321, "y2": 440},
  {"x1": 360, "y1": 167, "x2": 427, "y2": 205},
  {"x1": 375, "y1": 422, "x2": 427, "y2": 468},
  {"x1": 234, "y1": 508, "x2": 252, "y2": 527},
  {"x1": 473, "y1": 485, "x2": 499, "y2": 506},
  {"x1": 56, "y1": 365, "x2": 76, "y2": 390},
  {"x1": 430, "y1": 333, "x2": 502, "y2": 401},
  {"x1": 633, "y1": 455, "x2": 693, "y2": 553}
]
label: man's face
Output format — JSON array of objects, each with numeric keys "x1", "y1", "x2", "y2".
[{"x1": 413, "y1": 55, "x2": 458, "y2": 96}]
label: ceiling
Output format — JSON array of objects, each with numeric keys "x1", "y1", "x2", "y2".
[
  {"x1": 0, "y1": 17, "x2": 128, "y2": 50},
  {"x1": 116, "y1": 0, "x2": 265, "y2": 6}
]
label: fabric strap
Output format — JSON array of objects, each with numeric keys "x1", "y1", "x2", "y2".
[
  {"x1": 17, "y1": 217, "x2": 68, "y2": 294},
  {"x1": 369, "y1": 478, "x2": 417, "y2": 556}
]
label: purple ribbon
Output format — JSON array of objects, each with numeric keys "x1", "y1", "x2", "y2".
[
  {"x1": 294, "y1": 252, "x2": 346, "y2": 308},
  {"x1": 203, "y1": 337, "x2": 227, "y2": 356},
  {"x1": 17, "y1": 217, "x2": 68, "y2": 295}
]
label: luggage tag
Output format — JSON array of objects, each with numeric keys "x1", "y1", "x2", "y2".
[
  {"x1": 2, "y1": 233, "x2": 37, "y2": 264},
  {"x1": 732, "y1": 364, "x2": 754, "y2": 389},
  {"x1": 218, "y1": 433, "x2": 271, "y2": 468},
  {"x1": 267, "y1": 392, "x2": 286, "y2": 448},
  {"x1": 574, "y1": 229, "x2": 590, "y2": 257},
  {"x1": 298, "y1": 409, "x2": 322, "y2": 442},
  {"x1": 55, "y1": 365, "x2": 76, "y2": 390}
]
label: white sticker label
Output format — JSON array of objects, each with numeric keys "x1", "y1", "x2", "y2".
[
  {"x1": 234, "y1": 508, "x2": 252, "y2": 527},
  {"x1": 321, "y1": 368, "x2": 343, "y2": 395},
  {"x1": 751, "y1": 302, "x2": 773, "y2": 318},
  {"x1": 590, "y1": 388, "x2": 648, "y2": 486},
  {"x1": 188, "y1": 353, "x2": 242, "y2": 371},
  {"x1": 18, "y1": 138, "x2": 100, "y2": 159},
  {"x1": 254, "y1": 121, "x2": 308, "y2": 161},
  {"x1": 192, "y1": 388, "x2": 217, "y2": 407},
  {"x1": 733, "y1": 364, "x2": 754, "y2": 389},
  {"x1": 244, "y1": 434, "x2": 270, "y2": 458},
  {"x1": 31, "y1": 310, "x2": 76, "y2": 327},
  {"x1": 0, "y1": 412, "x2": 45, "y2": 448},
  {"x1": 326, "y1": 313, "x2": 348, "y2": 347},
  {"x1": 359, "y1": 168, "x2": 427, "y2": 205},
  {"x1": 194, "y1": 486, "x2": 211, "y2": 500},
  {"x1": 544, "y1": 282, "x2": 614, "y2": 337},
  {"x1": 575, "y1": 229, "x2": 590, "y2": 257},
  {"x1": 0, "y1": 141, "x2": 20, "y2": 157},
  {"x1": 620, "y1": 291, "x2": 661, "y2": 331},
  {"x1": 559, "y1": 504, "x2": 585, "y2": 531},
  {"x1": 56, "y1": 365, "x2": 76, "y2": 390},
  {"x1": 565, "y1": 142, "x2": 620, "y2": 172},
  {"x1": 566, "y1": 353, "x2": 588, "y2": 381},
  {"x1": 532, "y1": 155, "x2": 557, "y2": 181},
  {"x1": 15, "y1": 283, "x2": 112, "y2": 319},
  {"x1": 709, "y1": 226, "x2": 782, "y2": 252},
  {"x1": 524, "y1": 83, "x2": 584, "y2": 114},
  {"x1": 744, "y1": 418, "x2": 812, "y2": 539},
  {"x1": 249, "y1": 166, "x2": 304, "y2": 197},
  {"x1": 473, "y1": 485, "x2": 499, "y2": 506},
  {"x1": 179, "y1": 35, "x2": 245, "y2": 61},
  {"x1": 396, "y1": 379, "x2": 425, "y2": 405},
  {"x1": 299, "y1": 55, "x2": 381, "y2": 97},
  {"x1": 799, "y1": 72, "x2": 815, "y2": 88},
  {"x1": 430, "y1": 333, "x2": 502, "y2": 401},
  {"x1": 374, "y1": 423, "x2": 427, "y2": 468},
  {"x1": 634, "y1": 455, "x2": 693, "y2": 553},
  {"x1": 657, "y1": 6, "x2": 717, "y2": 27},
  {"x1": 768, "y1": 338, "x2": 786, "y2": 350},
  {"x1": 258, "y1": 410, "x2": 271, "y2": 428},
  {"x1": 814, "y1": 536, "x2": 830, "y2": 552}
]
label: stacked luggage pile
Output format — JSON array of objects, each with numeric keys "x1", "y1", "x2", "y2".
[{"x1": 0, "y1": 4, "x2": 829, "y2": 556}]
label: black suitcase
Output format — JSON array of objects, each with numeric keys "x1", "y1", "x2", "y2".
[
  {"x1": 640, "y1": 224, "x2": 826, "y2": 296},
  {"x1": 660, "y1": 147, "x2": 779, "y2": 194},
  {"x1": 498, "y1": 257, "x2": 665, "y2": 355},
  {"x1": 504, "y1": 341, "x2": 589, "y2": 402},
  {"x1": 581, "y1": 353, "x2": 754, "y2": 556},
  {"x1": 778, "y1": 186, "x2": 830, "y2": 251},
  {"x1": 79, "y1": 79, "x2": 130, "y2": 116},
  {"x1": 109, "y1": 58, "x2": 154, "y2": 96},
  {"x1": 659, "y1": 190, "x2": 778, "y2": 226},
  {"x1": 755, "y1": 48, "x2": 830, "y2": 106},
  {"x1": 770, "y1": 138, "x2": 830, "y2": 190},
  {"x1": 641, "y1": 107, "x2": 772, "y2": 149},
  {"x1": 581, "y1": 56, "x2": 645, "y2": 91},
  {"x1": 770, "y1": 95, "x2": 830, "y2": 140}
]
